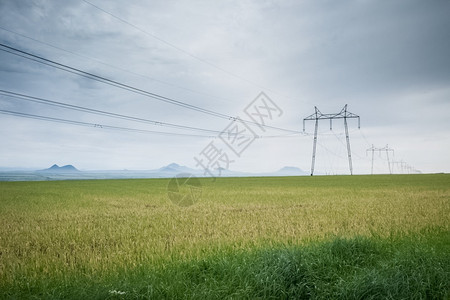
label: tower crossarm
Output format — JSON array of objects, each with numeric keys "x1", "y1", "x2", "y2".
[{"x1": 303, "y1": 104, "x2": 360, "y2": 131}]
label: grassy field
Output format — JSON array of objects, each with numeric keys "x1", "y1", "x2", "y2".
[{"x1": 0, "y1": 174, "x2": 449, "y2": 299}]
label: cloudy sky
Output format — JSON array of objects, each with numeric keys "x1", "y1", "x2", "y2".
[{"x1": 1, "y1": 0, "x2": 449, "y2": 174}]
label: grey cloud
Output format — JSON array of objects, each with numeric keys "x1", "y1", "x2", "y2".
[{"x1": 0, "y1": 0, "x2": 449, "y2": 172}]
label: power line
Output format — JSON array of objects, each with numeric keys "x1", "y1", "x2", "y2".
[
  {"x1": 0, "y1": 89, "x2": 227, "y2": 135},
  {"x1": 358, "y1": 128, "x2": 373, "y2": 148},
  {"x1": 81, "y1": 0, "x2": 297, "y2": 101},
  {"x1": 0, "y1": 89, "x2": 300, "y2": 139},
  {"x1": 0, "y1": 26, "x2": 233, "y2": 104},
  {"x1": 0, "y1": 43, "x2": 228, "y2": 118},
  {"x1": 0, "y1": 109, "x2": 218, "y2": 138},
  {"x1": 0, "y1": 42, "x2": 302, "y2": 134}
]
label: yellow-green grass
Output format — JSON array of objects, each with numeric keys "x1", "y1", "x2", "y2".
[{"x1": 0, "y1": 174, "x2": 449, "y2": 298}]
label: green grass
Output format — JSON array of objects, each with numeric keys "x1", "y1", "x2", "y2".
[{"x1": 0, "y1": 174, "x2": 449, "y2": 298}]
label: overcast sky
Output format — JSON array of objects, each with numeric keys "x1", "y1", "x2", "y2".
[{"x1": 1, "y1": 0, "x2": 449, "y2": 174}]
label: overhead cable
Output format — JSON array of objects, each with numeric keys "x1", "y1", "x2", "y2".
[{"x1": 0, "y1": 43, "x2": 302, "y2": 134}]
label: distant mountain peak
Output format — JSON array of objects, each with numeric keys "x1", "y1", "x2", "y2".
[
  {"x1": 277, "y1": 166, "x2": 307, "y2": 175},
  {"x1": 158, "y1": 163, "x2": 193, "y2": 173},
  {"x1": 40, "y1": 164, "x2": 79, "y2": 172},
  {"x1": 279, "y1": 166, "x2": 302, "y2": 172},
  {"x1": 166, "y1": 163, "x2": 180, "y2": 168}
]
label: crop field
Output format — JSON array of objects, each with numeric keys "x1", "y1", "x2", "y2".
[{"x1": 0, "y1": 174, "x2": 449, "y2": 299}]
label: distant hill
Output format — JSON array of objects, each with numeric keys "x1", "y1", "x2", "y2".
[
  {"x1": 16, "y1": 163, "x2": 306, "y2": 180},
  {"x1": 275, "y1": 166, "x2": 308, "y2": 176},
  {"x1": 158, "y1": 163, "x2": 196, "y2": 174},
  {"x1": 158, "y1": 163, "x2": 307, "y2": 177},
  {"x1": 39, "y1": 164, "x2": 79, "y2": 172}
]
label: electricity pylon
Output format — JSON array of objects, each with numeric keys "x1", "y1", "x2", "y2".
[
  {"x1": 366, "y1": 144, "x2": 394, "y2": 174},
  {"x1": 391, "y1": 160, "x2": 421, "y2": 174},
  {"x1": 391, "y1": 160, "x2": 405, "y2": 174},
  {"x1": 391, "y1": 160, "x2": 407, "y2": 174},
  {"x1": 303, "y1": 104, "x2": 360, "y2": 176}
]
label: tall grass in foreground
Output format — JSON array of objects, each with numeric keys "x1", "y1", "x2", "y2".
[
  {"x1": 2, "y1": 235, "x2": 449, "y2": 299},
  {"x1": 0, "y1": 174, "x2": 449, "y2": 298}
]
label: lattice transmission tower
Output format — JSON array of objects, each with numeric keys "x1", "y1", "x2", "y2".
[
  {"x1": 303, "y1": 104, "x2": 360, "y2": 176},
  {"x1": 366, "y1": 144, "x2": 394, "y2": 174}
]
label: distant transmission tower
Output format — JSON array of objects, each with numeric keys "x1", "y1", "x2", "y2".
[
  {"x1": 391, "y1": 160, "x2": 419, "y2": 174},
  {"x1": 391, "y1": 160, "x2": 406, "y2": 174},
  {"x1": 303, "y1": 104, "x2": 360, "y2": 176},
  {"x1": 366, "y1": 144, "x2": 394, "y2": 174}
]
